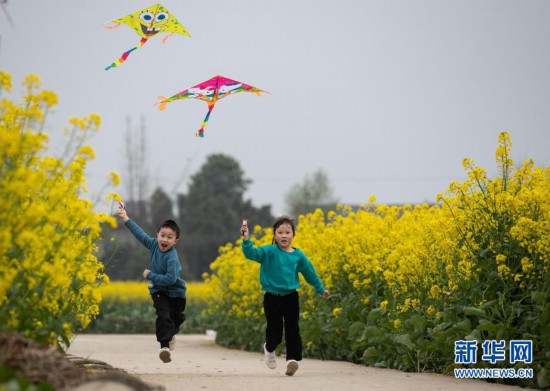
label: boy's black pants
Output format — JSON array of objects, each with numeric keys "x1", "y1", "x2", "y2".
[
  {"x1": 263, "y1": 291, "x2": 302, "y2": 361},
  {"x1": 152, "y1": 291, "x2": 186, "y2": 348}
]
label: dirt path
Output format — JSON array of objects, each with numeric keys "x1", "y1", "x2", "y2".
[{"x1": 68, "y1": 334, "x2": 519, "y2": 391}]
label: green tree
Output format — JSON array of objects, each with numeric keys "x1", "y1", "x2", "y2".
[
  {"x1": 178, "y1": 154, "x2": 273, "y2": 280},
  {"x1": 284, "y1": 169, "x2": 338, "y2": 217}
]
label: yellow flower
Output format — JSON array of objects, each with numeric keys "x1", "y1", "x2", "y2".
[
  {"x1": 106, "y1": 192, "x2": 123, "y2": 202},
  {"x1": 462, "y1": 158, "x2": 473, "y2": 169},
  {"x1": 521, "y1": 257, "x2": 533, "y2": 274},
  {"x1": 332, "y1": 308, "x2": 342, "y2": 316},
  {"x1": 497, "y1": 264, "x2": 511, "y2": 279},
  {"x1": 108, "y1": 171, "x2": 121, "y2": 186},
  {"x1": 69, "y1": 116, "x2": 87, "y2": 129},
  {"x1": 77, "y1": 145, "x2": 96, "y2": 159},
  {"x1": 88, "y1": 113, "x2": 102, "y2": 128},
  {"x1": 0, "y1": 70, "x2": 13, "y2": 92},
  {"x1": 23, "y1": 73, "x2": 41, "y2": 91},
  {"x1": 38, "y1": 90, "x2": 58, "y2": 108}
]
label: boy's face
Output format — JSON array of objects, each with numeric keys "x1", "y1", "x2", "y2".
[
  {"x1": 157, "y1": 227, "x2": 179, "y2": 252},
  {"x1": 273, "y1": 223, "x2": 294, "y2": 250}
]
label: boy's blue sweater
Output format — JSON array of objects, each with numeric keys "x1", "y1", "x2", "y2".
[
  {"x1": 242, "y1": 239, "x2": 325, "y2": 295},
  {"x1": 125, "y1": 219, "x2": 186, "y2": 298}
]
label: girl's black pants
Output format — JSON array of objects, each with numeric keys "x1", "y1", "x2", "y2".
[
  {"x1": 263, "y1": 291, "x2": 302, "y2": 361},
  {"x1": 151, "y1": 291, "x2": 186, "y2": 348}
]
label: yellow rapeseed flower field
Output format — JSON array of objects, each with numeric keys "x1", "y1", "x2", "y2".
[
  {"x1": 0, "y1": 71, "x2": 118, "y2": 348},
  {"x1": 203, "y1": 132, "x2": 549, "y2": 387},
  {"x1": 99, "y1": 281, "x2": 211, "y2": 306}
]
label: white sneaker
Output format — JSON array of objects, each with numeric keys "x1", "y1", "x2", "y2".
[
  {"x1": 263, "y1": 343, "x2": 277, "y2": 369},
  {"x1": 285, "y1": 360, "x2": 298, "y2": 376},
  {"x1": 159, "y1": 347, "x2": 171, "y2": 363},
  {"x1": 169, "y1": 335, "x2": 176, "y2": 351}
]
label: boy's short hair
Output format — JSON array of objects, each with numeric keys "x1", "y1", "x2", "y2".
[{"x1": 159, "y1": 219, "x2": 180, "y2": 239}]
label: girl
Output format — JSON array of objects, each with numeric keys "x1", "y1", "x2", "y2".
[{"x1": 241, "y1": 216, "x2": 329, "y2": 376}]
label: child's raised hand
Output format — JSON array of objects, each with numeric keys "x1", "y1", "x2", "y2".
[
  {"x1": 241, "y1": 222, "x2": 249, "y2": 240},
  {"x1": 117, "y1": 204, "x2": 129, "y2": 222}
]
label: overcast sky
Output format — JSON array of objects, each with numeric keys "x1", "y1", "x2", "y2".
[{"x1": 1, "y1": 0, "x2": 549, "y2": 216}]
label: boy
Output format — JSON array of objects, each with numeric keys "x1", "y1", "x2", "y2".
[{"x1": 118, "y1": 206, "x2": 186, "y2": 363}]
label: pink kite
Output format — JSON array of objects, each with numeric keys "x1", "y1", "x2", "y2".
[{"x1": 157, "y1": 75, "x2": 267, "y2": 137}]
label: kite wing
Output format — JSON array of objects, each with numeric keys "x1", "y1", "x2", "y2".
[
  {"x1": 105, "y1": 3, "x2": 190, "y2": 70},
  {"x1": 157, "y1": 75, "x2": 265, "y2": 107},
  {"x1": 157, "y1": 75, "x2": 267, "y2": 137},
  {"x1": 157, "y1": 85, "x2": 215, "y2": 109},
  {"x1": 214, "y1": 75, "x2": 265, "y2": 100}
]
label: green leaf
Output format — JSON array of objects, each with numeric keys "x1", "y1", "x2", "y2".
[
  {"x1": 347, "y1": 321, "x2": 365, "y2": 341},
  {"x1": 367, "y1": 308, "x2": 385, "y2": 322},
  {"x1": 463, "y1": 307, "x2": 487, "y2": 318},
  {"x1": 476, "y1": 321, "x2": 499, "y2": 333},
  {"x1": 362, "y1": 346, "x2": 381, "y2": 363},
  {"x1": 394, "y1": 334, "x2": 415, "y2": 350},
  {"x1": 464, "y1": 329, "x2": 482, "y2": 341},
  {"x1": 537, "y1": 367, "x2": 550, "y2": 389},
  {"x1": 541, "y1": 304, "x2": 550, "y2": 325},
  {"x1": 453, "y1": 318, "x2": 472, "y2": 334},
  {"x1": 405, "y1": 314, "x2": 428, "y2": 334}
]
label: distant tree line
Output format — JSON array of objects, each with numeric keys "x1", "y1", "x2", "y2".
[{"x1": 99, "y1": 117, "x2": 339, "y2": 281}]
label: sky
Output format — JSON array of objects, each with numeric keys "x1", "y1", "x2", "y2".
[{"x1": 1, "y1": 0, "x2": 549, "y2": 216}]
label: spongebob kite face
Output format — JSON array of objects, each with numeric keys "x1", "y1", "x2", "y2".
[
  {"x1": 139, "y1": 9, "x2": 169, "y2": 37},
  {"x1": 112, "y1": 3, "x2": 190, "y2": 39}
]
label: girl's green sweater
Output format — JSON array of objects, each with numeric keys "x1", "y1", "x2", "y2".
[{"x1": 242, "y1": 239, "x2": 325, "y2": 295}]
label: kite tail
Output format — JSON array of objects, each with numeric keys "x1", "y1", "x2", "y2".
[
  {"x1": 196, "y1": 103, "x2": 215, "y2": 138},
  {"x1": 105, "y1": 38, "x2": 148, "y2": 71}
]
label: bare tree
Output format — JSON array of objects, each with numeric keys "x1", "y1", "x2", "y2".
[
  {"x1": 123, "y1": 116, "x2": 150, "y2": 223},
  {"x1": 1, "y1": 1, "x2": 14, "y2": 28}
]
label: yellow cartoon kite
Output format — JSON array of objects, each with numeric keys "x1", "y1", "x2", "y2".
[{"x1": 105, "y1": 3, "x2": 190, "y2": 70}]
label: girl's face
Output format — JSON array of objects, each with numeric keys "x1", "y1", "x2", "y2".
[
  {"x1": 157, "y1": 227, "x2": 179, "y2": 252},
  {"x1": 273, "y1": 223, "x2": 294, "y2": 251}
]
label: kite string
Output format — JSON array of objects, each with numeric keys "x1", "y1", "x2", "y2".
[{"x1": 231, "y1": 160, "x2": 245, "y2": 220}]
